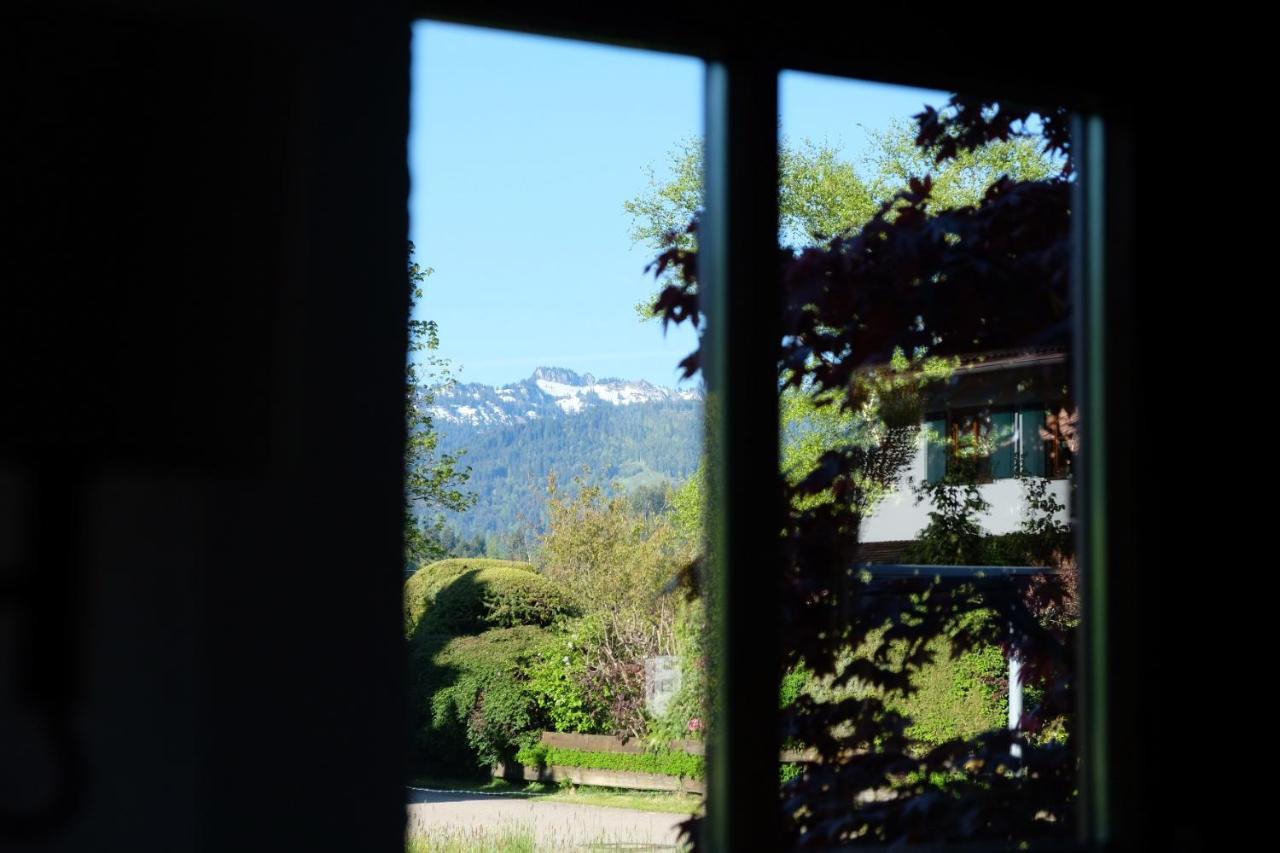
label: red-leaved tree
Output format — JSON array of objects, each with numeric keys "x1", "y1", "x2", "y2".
[{"x1": 652, "y1": 97, "x2": 1079, "y2": 847}]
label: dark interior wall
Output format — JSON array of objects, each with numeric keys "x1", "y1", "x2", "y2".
[
  {"x1": 2, "y1": 2, "x2": 1188, "y2": 850},
  {"x1": 3, "y1": 3, "x2": 410, "y2": 850}
]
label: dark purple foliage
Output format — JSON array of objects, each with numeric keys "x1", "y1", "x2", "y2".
[{"x1": 654, "y1": 95, "x2": 1078, "y2": 847}]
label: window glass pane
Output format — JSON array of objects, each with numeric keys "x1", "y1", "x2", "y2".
[
  {"x1": 991, "y1": 410, "x2": 1017, "y2": 479},
  {"x1": 775, "y1": 69, "x2": 1079, "y2": 847},
  {"x1": 406, "y1": 22, "x2": 706, "y2": 849},
  {"x1": 1021, "y1": 407, "x2": 1048, "y2": 477}
]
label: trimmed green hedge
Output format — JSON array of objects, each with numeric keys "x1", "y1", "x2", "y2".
[
  {"x1": 417, "y1": 626, "x2": 556, "y2": 774},
  {"x1": 404, "y1": 558, "x2": 576, "y2": 638},
  {"x1": 515, "y1": 743, "x2": 705, "y2": 780},
  {"x1": 405, "y1": 560, "x2": 585, "y2": 778}
]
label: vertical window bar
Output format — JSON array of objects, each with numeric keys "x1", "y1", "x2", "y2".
[
  {"x1": 702, "y1": 60, "x2": 781, "y2": 853},
  {"x1": 1020, "y1": 407, "x2": 1047, "y2": 477},
  {"x1": 1075, "y1": 104, "x2": 1139, "y2": 847},
  {"x1": 1074, "y1": 112, "x2": 1116, "y2": 847},
  {"x1": 925, "y1": 416, "x2": 948, "y2": 484}
]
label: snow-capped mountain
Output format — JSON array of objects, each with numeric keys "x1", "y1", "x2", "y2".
[
  {"x1": 426, "y1": 366, "x2": 702, "y2": 427},
  {"x1": 417, "y1": 367, "x2": 703, "y2": 544}
]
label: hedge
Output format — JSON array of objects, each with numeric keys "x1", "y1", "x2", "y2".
[
  {"x1": 805, "y1": 629, "x2": 1007, "y2": 749},
  {"x1": 414, "y1": 625, "x2": 556, "y2": 775},
  {"x1": 405, "y1": 560, "x2": 586, "y2": 777},
  {"x1": 515, "y1": 743, "x2": 705, "y2": 780},
  {"x1": 404, "y1": 558, "x2": 577, "y2": 639}
]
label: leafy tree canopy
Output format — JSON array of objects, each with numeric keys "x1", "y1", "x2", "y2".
[
  {"x1": 405, "y1": 245, "x2": 476, "y2": 569},
  {"x1": 630, "y1": 117, "x2": 1056, "y2": 524},
  {"x1": 649, "y1": 97, "x2": 1077, "y2": 847},
  {"x1": 624, "y1": 119, "x2": 1057, "y2": 290}
]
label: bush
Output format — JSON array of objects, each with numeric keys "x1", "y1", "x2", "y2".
[
  {"x1": 779, "y1": 665, "x2": 810, "y2": 709},
  {"x1": 780, "y1": 762, "x2": 804, "y2": 785},
  {"x1": 524, "y1": 623, "x2": 612, "y2": 735},
  {"x1": 515, "y1": 743, "x2": 705, "y2": 780},
  {"x1": 802, "y1": 628, "x2": 1007, "y2": 750},
  {"x1": 897, "y1": 638, "x2": 1006, "y2": 746},
  {"x1": 539, "y1": 474, "x2": 688, "y2": 619},
  {"x1": 416, "y1": 626, "x2": 555, "y2": 775},
  {"x1": 642, "y1": 600, "x2": 709, "y2": 746},
  {"x1": 405, "y1": 560, "x2": 585, "y2": 776},
  {"x1": 404, "y1": 558, "x2": 576, "y2": 638}
]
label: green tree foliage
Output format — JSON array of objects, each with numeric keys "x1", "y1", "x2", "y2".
[
  {"x1": 906, "y1": 459, "x2": 993, "y2": 567},
  {"x1": 801, "y1": 631, "x2": 1007, "y2": 749},
  {"x1": 631, "y1": 118, "x2": 1049, "y2": 538},
  {"x1": 669, "y1": 350, "x2": 956, "y2": 540},
  {"x1": 650, "y1": 95, "x2": 1078, "y2": 845},
  {"x1": 625, "y1": 120, "x2": 1057, "y2": 315},
  {"x1": 524, "y1": 627, "x2": 613, "y2": 735},
  {"x1": 538, "y1": 472, "x2": 690, "y2": 621},
  {"x1": 405, "y1": 245, "x2": 476, "y2": 568},
  {"x1": 668, "y1": 465, "x2": 703, "y2": 544},
  {"x1": 537, "y1": 473, "x2": 695, "y2": 737}
]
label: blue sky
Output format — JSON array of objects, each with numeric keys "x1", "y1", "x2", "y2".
[{"x1": 409, "y1": 21, "x2": 947, "y2": 388}]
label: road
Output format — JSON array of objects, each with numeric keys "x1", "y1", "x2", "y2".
[{"x1": 406, "y1": 787, "x2": 689, "y2": 850}]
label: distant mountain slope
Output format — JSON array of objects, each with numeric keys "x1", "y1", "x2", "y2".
[
  {"x1": 428, "y1": 366, "x2": 701, "y2": 426},
  {"x1": 420, "y1": 367, "x2": 702, "y2": 544}
]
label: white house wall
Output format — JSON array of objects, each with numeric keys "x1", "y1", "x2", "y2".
[{"x1": 859, "y1": 433, "x2": 1073, "y2": 543}]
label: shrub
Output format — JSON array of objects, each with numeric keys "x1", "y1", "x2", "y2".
[
  {"x1": 898, "y1": 638, "x2": 1007, "y2": 746},
  {"x1": 416, "y1": 625, "x2": 555, "y2": 775},
  {"x1": 646, "y1": 601, "x2": 710, "y2": 746},
  {"x1": 780, "y1": 762, "x2": 804, "y2": 785},
  {"x1": 404, "y1": 558, "x2": 576, "y2": 638},
  {"x1": 538, "y1": 474, "x2": 689, "y2": 620},
  {"x1": 576, "y1": 612, "x2": 672, "y2": 739},
  {"x1": 779, "y1": 665, "x2": 810, "y2": 709},
  {"x1": 524, "y1": 623, "x2": 612, "y2": 734},
  {"x1": 802, "y1": 628, "x2": 1007, "y2": 750},
  {"x1": 515, "y1": 743, "x2": 705, "y2": 780}
]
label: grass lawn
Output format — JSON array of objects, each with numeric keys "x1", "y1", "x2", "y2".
[
  {"x1": 406, "y1": 824, "x2": 536, "y2": 853},
  {"x1": 408, "y1": 775, "x2": 703, "y2": 816}
]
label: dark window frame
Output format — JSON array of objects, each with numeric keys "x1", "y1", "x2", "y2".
[
  {"x1": 927, "y1": 405, "x2": 1073, "y2": 484},
  {"x1": 409, "y1": 7, "x2": 1132, "y2": 847}
]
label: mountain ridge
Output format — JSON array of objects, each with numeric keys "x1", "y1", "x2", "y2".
[
  {"x1": 418, "y1": 367, "x2": 703, "y2": 548},
  {"x1": 427, "y1": 366, "x2": 702, "y2": 426}
]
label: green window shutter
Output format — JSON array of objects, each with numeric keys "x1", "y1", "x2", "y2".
[
  {"x1": 990, "y1": 411, "x2": 1016, "y2": 479},
  {"x1": 1020, "y1": 408, "x2": 1047, "y2": 477},
  {"x1": 925, "y1": 417, "x2": 947, "y2": 484}
]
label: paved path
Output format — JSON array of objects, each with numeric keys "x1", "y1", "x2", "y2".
[{"x1": 406, "y1": 788, "x2": 688, "y2": 850}]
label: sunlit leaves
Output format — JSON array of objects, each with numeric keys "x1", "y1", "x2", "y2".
[
  {"x1": 650, "y1": 100, "x2": 1077, "y2": 847},
  {"x1": 405, "y1": 243, "x2": 477, "y2": 567}
]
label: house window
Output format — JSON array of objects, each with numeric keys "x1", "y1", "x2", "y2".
[{"x1": 925, "y1": 406, "x2": 1073, "y2": 484}]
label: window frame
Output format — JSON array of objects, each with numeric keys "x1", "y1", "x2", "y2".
[
  {"x1": 408, "y1": 7, "x2": 1131, "y2": 847},
  {"x1": 926, "y1": 406, "x2": 1074, "y2": 484}
]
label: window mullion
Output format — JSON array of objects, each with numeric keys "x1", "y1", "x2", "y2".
[{"x1": 701, "y1": 59, "x2": 782, "y2": 853}]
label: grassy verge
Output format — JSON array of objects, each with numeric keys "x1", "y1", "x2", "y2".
[
  {"x1": 406, "y1": 824, "x2": 536, "y2": 853},
  {"x1": 408, "y1": 775, "x2": 703, "y2": 816}
]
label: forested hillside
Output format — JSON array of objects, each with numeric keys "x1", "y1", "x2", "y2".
[{"x1": 418, "y1": 368, "x2": 701, "y2": 553}]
